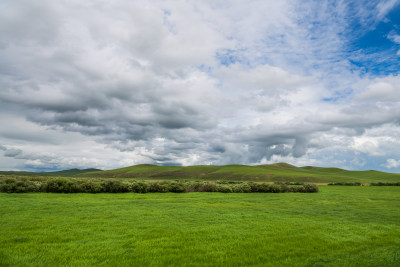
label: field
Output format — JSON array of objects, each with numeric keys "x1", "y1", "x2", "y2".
[{"x1": 1, "y1": 186, "x2": 400, "y2": 266}]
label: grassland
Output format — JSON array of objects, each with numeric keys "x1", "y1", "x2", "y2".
[
  {"x1": 77, "y1": 163, "x2": 400, "y2": 183},
  {"x1": 1, "y1": 186, "x2": 399, "y2": 266}
]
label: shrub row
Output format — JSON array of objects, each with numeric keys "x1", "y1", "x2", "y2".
[
  {"x1": 274, "y1": 181, "x2": 305, "y2": 185},
  {"x1": 370, "y1": 182, "x2": 400, "y2": 186},
  {"x1": 0, "y1": 177, "x2": 319, "y2": 193},
  {"x1": 328, "y1": 182, "x2": 362, "y2": 186}
]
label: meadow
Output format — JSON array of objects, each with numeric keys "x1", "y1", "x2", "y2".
[{"x1": 1, "y1": 186, "x2": 399, "y2": 266}]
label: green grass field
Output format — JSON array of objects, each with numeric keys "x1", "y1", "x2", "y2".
[
  {"x1": 1, "y1": 187, "x2": 399, "y2": 266},
  {"x1": 78, "y1": 163, "x2": 400, "y2": 183}
]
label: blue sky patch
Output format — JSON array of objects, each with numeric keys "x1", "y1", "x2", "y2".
[{"x1": 347, "y1": 4, "x2": 400, "y2": 76}]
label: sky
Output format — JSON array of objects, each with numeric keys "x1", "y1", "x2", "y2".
[{"x1": 1, "y1": 0, "x2": 400, "y2": 172}]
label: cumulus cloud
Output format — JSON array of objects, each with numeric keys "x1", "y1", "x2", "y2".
[
  {"x1": 384, "y1": 159, "x2": 400, "y2": 169},
  {"x1": 1, "y1": 0, "x2": 400, "y2": 171},
  {"x1": 356, "y1": 76, "x2": 400, "y2": 101}
]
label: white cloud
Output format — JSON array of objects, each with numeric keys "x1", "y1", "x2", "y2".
[
  {"x1": 388, "y1": 33, "x2": 400, "y2": 44},
  {"x1": 377, "y1": 0, "x2": 400, "y2": 20},
  {"x1": 384, "y1": 158, "x2": 400, "y2": 169},
  {"x1": 356, "y1": 75, "x2": 400, "y2": 101}
]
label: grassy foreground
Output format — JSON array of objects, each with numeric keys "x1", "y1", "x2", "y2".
[{"x1": 1, "y1": 187, "x2": 400, "y2": 266}]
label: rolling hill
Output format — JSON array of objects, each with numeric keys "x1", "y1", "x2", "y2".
[
  {"x1": 2, "y1": 163, "x2": 400, "y2": 183},
  {"x1": 77, "y1": 163, "x2": 400, "y2": 183}
]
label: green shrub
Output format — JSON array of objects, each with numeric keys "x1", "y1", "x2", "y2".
[
  {"x1": 248, "y1": 182, "x2": 260, "y2": 192},
  {"x1": 79, "y1": 181, "x2": 103, "y2": 193},
  {"x1": 328, "y1": 182, "x2": 362, "y2": 186},
  {"x1": 253, "y1": 183, "x2": 271, "y2": 193},
  {"x1": 269, "y1": 184, "x2": 282, "y2": 193},
  {"x1": 0, "y1": 178, "x2": 17, "y2": 193},
  {"x1": 130, "y1": 182, "x2": 149, "y2": 193},
  {"x1": 0, "y1": 176, "x2": 319, "y2": 193},
  {"x1": 370, "y1": 182, "x2": 400, "y2": 186},
  {"x1": 216, "y1": 185, "x2": 233, "y2": 193},
  {"x1": 301, "y1": 183, "x2": 319, "y2": 193},
  {"x1": 0, "y1": 178, "x2": 40, "y2": 193},
  {"x1": 148, "y1": 182, "x2": 169, "y2": 193},
  {"x1": 186, "y1": 181, "x2": 202, "y2": 192},
  {"x1": 232, "y1": 183, "x2": 252, "y2": 193},
  {"x1": 44, "y1": 178, "x2": 75, "y2": 193},
  {"x1": 101, "y1": 180, "x2": 129, "y2": 193},
  {"x1": 274, "y1": 181, "x2": 304, "y2": 185},
  {"x1": 279, "y1": 184, "x2": 290, "y2": 192},
  {"x1": 197, "y1": 182, "x2": 217, "y2": 192},
  {"x1": 216, "y1": 181, "x2": 241, "y2": 185},
  {"x1": 167, "y1": 182, "x2": 186, "y2": 193}
]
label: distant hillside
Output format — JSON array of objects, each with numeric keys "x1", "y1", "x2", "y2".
[
  {"x1": 78, "y1": 163, "x2": 400, "y2": 183},
  {"x1": 0, "y1": 168, "x2": 101, "y2": 177}
]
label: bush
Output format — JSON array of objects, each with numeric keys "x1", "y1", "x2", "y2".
[
  {"x1": 216, "y1": 181, "x2": 242, "y2": 185},
  {"x1": 274, "y1": 181, "x2": 304, "y2": 185},
  {"x1": 78, "y1": 181, "x2": 103, "y2": 193},
  {"x1": 148, "y1": 182, "x2": 169, "y2": 193},
  {"x1": 167, "y1": 182, "x2": 186, "y2": 193},
  {"x1": 44, "y1": 178, "x2": 75, "y2": 193},
  {"x1": 328, "y1": 182, "x2": 362, "y2": 186},
  {"x1": 370, "y1": 182, "x2": 400, "y2": 186},
  {"x1": 186, "y1": 181, "x2": 203, "y2": 192},
  {"x1": 232, "y1": 183, "x2": 252, "y2": 193},
  {"x1": 254, "y1": 183, "x2": 271, "y2": 193},
  {"x1": 0, "y1": 178, "x2": 41, "y2": 193},
  {"x1": 0, "y1": 177, "x2": 319, "y2": 194},
  {"x1": 130, "y1": 182, "x2": 149, "y2": 193},
  {"x1": 301, "y1": 183, "x2": 319, "y2": 193},
  {"x1": 197, "y1": 182, "x2": 217, "y2": 192},
  {"x1": 100, "y1": 180, "x2": 129, "y2": 193},
  {"x1": 216, "y1": 184, "x2": 233, "y2": 193},
  {"x1": 269, "y1": 184, "x2": 283, "y2": 193}
]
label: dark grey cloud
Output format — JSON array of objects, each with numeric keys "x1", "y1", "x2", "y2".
[{"x1": 4, "y1": 148, "x2": 23, "y2": 158}]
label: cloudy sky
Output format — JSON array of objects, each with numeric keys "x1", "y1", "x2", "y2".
[{"x1": 1, "y1": 0, "x2": 400, "y2": 172}]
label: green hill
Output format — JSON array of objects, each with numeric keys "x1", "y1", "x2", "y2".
[
  {"x1": 78, "y1": 163, "x2": 400, "y2": 183},
  {"x1": 3, "y1": 163, "x2": 400, "y2": 183}
]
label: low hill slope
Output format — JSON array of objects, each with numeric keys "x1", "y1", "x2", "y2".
[{"x1": 78, "y1": 163, "x2": 400, "y2": 183}]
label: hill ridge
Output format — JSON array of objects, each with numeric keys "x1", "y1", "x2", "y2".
[{"x1": 77, "y1": 163, "x2": 400, "y2": 183}]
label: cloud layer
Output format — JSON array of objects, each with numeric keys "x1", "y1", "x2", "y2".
[{"x1": 1, "y1": 0, "x2": 400, "y2": 172}]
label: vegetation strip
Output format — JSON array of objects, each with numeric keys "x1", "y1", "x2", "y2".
[
  {"x1": 0, "y1": 177, "x2": 318, "y2": 193},
  {"x1": 328, "y1": 182, "x2": 363, "y2": 186},
  {"x1": 370, "y1": 182, "x2": 400, "y2": 186}
]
